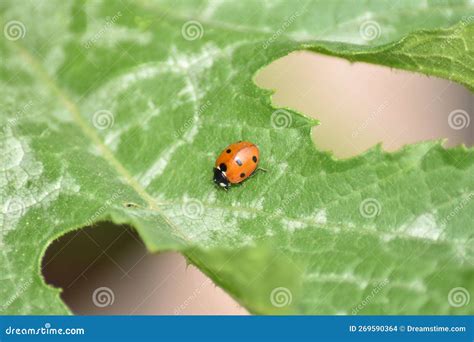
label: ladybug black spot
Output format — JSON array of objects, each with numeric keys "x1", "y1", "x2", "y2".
[
  {"x1": 226, "y1": 149, "x2": 231, "y2": 153},
  {"x1": 219, "y1": 163, "x2": 227, "y2": 172},
  {"x1": 235, "y1": 158, "x2": 243, "y2": 166},
  {"x1": 252, "y1": 156, "x2": 257, "y2": 163},
  {"x1": 240, "y1": 173, "x2": 246, "y2": 178}
]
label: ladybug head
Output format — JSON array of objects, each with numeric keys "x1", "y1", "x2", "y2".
[{"x1": 213, "y1": 167, "x2": 230, "y2": 189}]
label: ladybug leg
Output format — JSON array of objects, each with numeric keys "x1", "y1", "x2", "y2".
[{"x1": 247, "y1": 167, "x2": 267, "y2": 180}]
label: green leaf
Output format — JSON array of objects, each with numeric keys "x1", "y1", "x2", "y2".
[{"x1": 1, "y1": 0, "x2": 473, "y2": 315}]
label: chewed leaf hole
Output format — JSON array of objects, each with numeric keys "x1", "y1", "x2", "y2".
[
  {"x1": 41, "y1": 222, "x2": 247, "y2": 314},
  {"x1": 255, "y1": 51, "x2": 473, "y2": 158}
]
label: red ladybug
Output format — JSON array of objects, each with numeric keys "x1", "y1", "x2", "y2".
[{"x1": 213, "y1": 141, "x2": 263, "y2": 189}]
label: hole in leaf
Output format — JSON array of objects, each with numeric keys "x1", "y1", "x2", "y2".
[
  {"x1": 255, "y1": 51, "x2": 473, "y2": 158},
  {"x1": 42, "y1": 222, "x2": 247, "y2": 315}
]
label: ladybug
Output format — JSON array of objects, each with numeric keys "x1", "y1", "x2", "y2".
[{"x1": 213, "y1": 141, "x2": 263, "y2": 189}]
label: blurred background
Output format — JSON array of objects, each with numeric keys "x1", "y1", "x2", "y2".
[{"x1": 42, "y1": 51, "x2": 473, "y2": 315}]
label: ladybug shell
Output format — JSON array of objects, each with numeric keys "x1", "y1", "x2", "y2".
[{"x1": 215, "y1": 141, "x2": 259, "y2": 184}]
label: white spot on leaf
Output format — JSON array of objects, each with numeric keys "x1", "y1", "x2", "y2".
[
  {"x1": 0, "y1": 129, "x2": 80, "y2": 246},
  {"x1": 401, "y1": 213, "x2": 442, "y2": 241},
  {"x1": 282, "y1": 218, "x2": 307, "y2": 232},
  {"x1": 314, "y1": 209, "x2": 327, "y2": 225}
]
